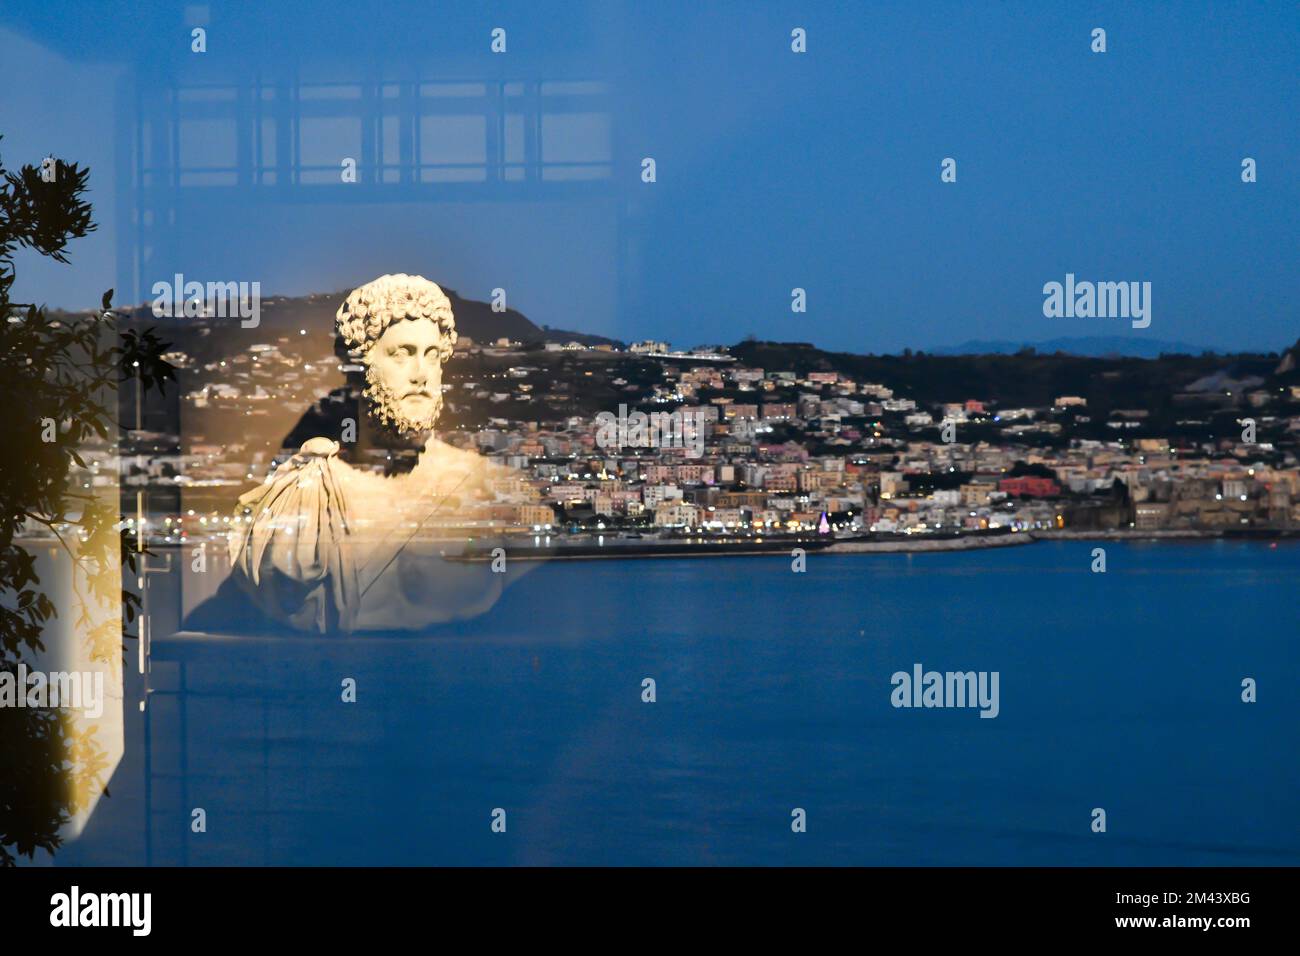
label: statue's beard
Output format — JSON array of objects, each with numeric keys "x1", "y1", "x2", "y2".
[{"x1": 363, "y1": 365, "x2": 442, "y2": 439}]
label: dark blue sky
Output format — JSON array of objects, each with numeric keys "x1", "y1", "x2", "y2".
[{"x1": 1, "y1": 1, "x2": 1295, "y2": 353}]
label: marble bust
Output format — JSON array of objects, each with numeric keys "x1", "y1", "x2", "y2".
[{"x1": 225, "y1": 274, "x2": 518, "y2": 633}]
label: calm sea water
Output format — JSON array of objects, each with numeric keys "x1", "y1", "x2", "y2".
[{"x1": 59, "y1": 540, "x2": 1300, "y2": 866}]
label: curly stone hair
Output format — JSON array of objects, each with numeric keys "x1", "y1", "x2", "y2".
[{"x1": 334, "y1": 273, "x2": 458, "y2": 358}]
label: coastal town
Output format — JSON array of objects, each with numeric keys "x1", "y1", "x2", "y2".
[{"x1": 94, "y1": 298, "x2": 1300, "y2": 552}]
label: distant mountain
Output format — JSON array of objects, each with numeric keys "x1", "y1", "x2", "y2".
[
  {"x1": 931, "y1": 336, "x2": 1225, "y2": 358},
  {"x1": 110, "y1": 286, "x2": 624, "y2": 350},
  {"x1": 533, "y1": 324, "x2": 627, "y2": 349},
  {"x1": 729, "y1": 338, "x2": 1292, "y2": 414}
]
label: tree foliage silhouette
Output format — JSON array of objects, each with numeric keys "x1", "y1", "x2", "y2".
[{"x1": 0, "y1": 138, "x2": 174, "y2": 865}]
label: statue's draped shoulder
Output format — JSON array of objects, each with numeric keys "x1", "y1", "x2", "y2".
[
  {"x1": 228, "y1": 437, "x2": 369, "y2": 633},
  {"x1": 227, "y1": 435, "x2": 515, "y2": 634}
]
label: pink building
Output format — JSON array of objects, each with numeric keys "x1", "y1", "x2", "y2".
[{"x1": 999, "y1": 476, "x2": 1060, "y2": 498}]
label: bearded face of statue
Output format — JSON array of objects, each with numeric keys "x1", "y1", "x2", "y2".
[{"x1": 363, "y1": 317, "x2": 447, "y2": 437}]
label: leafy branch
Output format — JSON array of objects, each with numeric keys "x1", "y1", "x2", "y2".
[{"x1": 0, "y1": 137, "x2": 176, "y2": 865}]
